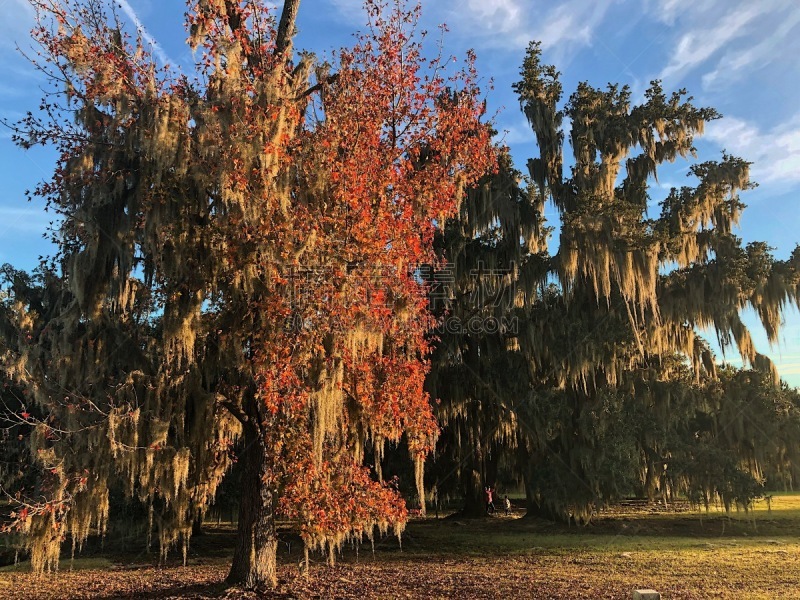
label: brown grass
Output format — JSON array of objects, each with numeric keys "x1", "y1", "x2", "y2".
[{"x1": 2, "y1": 494, "x2": 800, "y2": 599}]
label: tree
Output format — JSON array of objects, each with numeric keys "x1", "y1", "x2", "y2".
[
  {"x1": 0, "y1": 0, "x2": 493, "y2": 588},
  {"x1": 426, "y1": 149, "x2": 549, "y2": 516},
  {"x1": 662, "y1": 366, "x2": 800, "y2": 510},
  {"x1": 514, "y1": 44, "x2": 800, "y2": 519},
  {"x1": 427, "y1": 42, "x2": 800, "y2": 520},
  {"x1": 0, "y1": 369, "x2": 41, "y2": 514}
]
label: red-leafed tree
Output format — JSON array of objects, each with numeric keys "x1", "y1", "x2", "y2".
[{"x1": 0, "y1": 0, "x2": 494, "y2": 588}]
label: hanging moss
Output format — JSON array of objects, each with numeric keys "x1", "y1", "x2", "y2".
[{"x1": 428, "y1": 41, "x2": 800, "y2": 521}]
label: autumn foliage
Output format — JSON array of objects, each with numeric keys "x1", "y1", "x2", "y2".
[{"x1": 0, "y1": 0, "x2": 494, "y2": 587}]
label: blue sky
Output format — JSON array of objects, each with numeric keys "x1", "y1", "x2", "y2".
[{"x1": 1, "y1": 0, "x2": 799, "y2": 384}]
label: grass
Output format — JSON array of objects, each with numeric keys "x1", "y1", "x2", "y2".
[
  {"x1": 2, "y1": 495, "x2": 800, "y2": 598},
  {"x1": 603, "y1": 491, "x2": 800, "y2": 521}
]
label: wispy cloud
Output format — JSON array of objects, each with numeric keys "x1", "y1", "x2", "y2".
[
  {"x1": 495, "y1": 118, "x2": 534, "y2": 145},
  {"x1": 651, "y1": 0, "x2": 717, "y2": 25},
  {"x1": 721, "y1": 356, "x2": 800, "y2": 378},
  {"x1": 535, "y1": 0, "x2": 617, "y2": 53},
  {"x1": 328, "y1": 0, "x2": 618, "y2": 60},
  {"x1": 115, "y1": 0, "x2": 173, "y2": 67},
  {"x1": 328, "y1": 0, "x2": 365, "y2": 23},
  {"x1": 452, "y1": 0, "x2": 618, "y2": 57},
  {"x1": 658, "y1": 5, "x2": 766, "y2": 81},
  {"x1": 0, "y1": 206, "x2": 53, "y2": 235},
  {"x1": 776, "y1": 364, "x2": 800, "y2": 378},
  {"x1": 705, "y1": 113, "x2": 800, "y2": 186},
  {"x1": 702, "y1": 8, "x2": 800, "y2": 90},
  {"x1": 463, "y1": 0, "x2": 523, "y2": 36},
  {"x1": 0, "y1": 0, "x2": 35, "y2": 50},
  {"x1": 0, "y1": 0, "x2": 173, "y2": 67}
]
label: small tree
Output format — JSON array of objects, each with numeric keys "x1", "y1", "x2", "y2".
[{"x1": 0, "y1": 0, "x2": 493, "y2": 587}]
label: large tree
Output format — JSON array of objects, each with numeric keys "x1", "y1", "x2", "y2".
[
  {"x1": 0, "y1": 0, "x2": 493, "y2": 587},
  {"x1": 515, "y1": 45, "x2": 800, "y2": 518},
  {"x1": 428, "y1": 42, "x2": 800, "y2": 519}
]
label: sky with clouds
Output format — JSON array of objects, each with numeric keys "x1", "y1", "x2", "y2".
[{"x1": 1, "y1": 0, "x2": 799, "y2": 384}]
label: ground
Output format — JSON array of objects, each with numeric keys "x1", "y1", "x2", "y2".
[{"x1": 2, "y1": 493, "x2": 800, "y2": 598}]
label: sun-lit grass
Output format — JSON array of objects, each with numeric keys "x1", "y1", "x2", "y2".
[
  {"x1": 390, "y1": 493, "x2": 800, "y2": 598},
  {"x1": 2, "y1": 494, "x2": 800, "y2": 598},
  {"x1": 598, "y1": 491, "x2": 800, "y2": 523}
]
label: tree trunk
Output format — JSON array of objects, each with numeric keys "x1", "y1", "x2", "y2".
[
  {"x1": 521, "y1": 450, "x2": 566, "y2": 522},
  {"x1": 226, "y1": 423, "x2": 278, "y2": 589},
  {"x1": 192, "y1": 514, "x2": 204, "y2": 537},
  {"x1": 522, "y1": 462, "x2": 544, "y2": 518},
  {"x1": 485, "y1": 443, "x2": 499, "y2": 490},
  {"x1": 459, "y1": 442, "x2": 486, "y2": 517},
  {"x1": 518, "y1": 443, "x2": 537, "y2": 518},
  {"x1": 522, "y1": 472, "x2": 565, "y2": 521}
]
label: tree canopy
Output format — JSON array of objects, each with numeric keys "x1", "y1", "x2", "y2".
[{"x1": 0, "y1": 0, "x2": 493, "y2": 587}]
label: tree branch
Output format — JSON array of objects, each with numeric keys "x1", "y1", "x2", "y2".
[
  {"x1": 296, "y1": 73, "x2": 339, "y2": 100},
  {"x1": 275, "y1": 0, "x2": 301, "y2": 59},
  {"x1": 220, "y1": 397, "x2": 247, "y2": 425}
]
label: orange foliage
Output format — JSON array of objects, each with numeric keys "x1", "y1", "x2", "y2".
[{"x1": 5, "y1": 0, "x2": 495, "y2": 569}]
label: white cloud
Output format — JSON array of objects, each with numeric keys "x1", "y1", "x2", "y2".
[
  {"x1": 705, "y1": 114, "x2": 800, "y2": 186},
  {"x1": 326, "y1": 0, "x2": 618, "y2": 59},
  {"x1": 702, "y1": 8, "x2": 800, "y2": 90},
  {"x1": 455, "y1": 0, "x2": 617, "y2": 55},
  {"x1": 328, "y1": 0, "x2": 364, "y2": 22},
  {"x1": 0, "y1": 81, "x2": 24, "y2": 98},
  {"x1": 659, "y1": 5, "x2": 766, "y2": 81},
  {"x1": 0, "y1": 206, "x2": 53, "y2": 235},
  {"x1": 0, "y1": 0, "x2": 173, "y2": 66},
  {"x1": 325, "y1": 0, "x2": 639, "y2": 79},
  {"x1": 495, "y1": 118, "x2": 534, "y2": 145},
  {"x1": 0, "y1": 0, "x2": 35, "y2": 49},
  {"x1": 720, "y1": 356, "x2": 800, "y2": 379},
  {"x1": 535, "y1": 4, "x2": 592, "y2": 50},
  {"x1": 464, "y1": 0, "x2": 522, "y2": 32},
  {"x1": 652, "y1": 0, "x2": 717, "y2": 25}
]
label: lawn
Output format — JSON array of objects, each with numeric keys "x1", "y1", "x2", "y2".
[{"x1": 2, "y1": 494, "x2": 800, "y2": 598}]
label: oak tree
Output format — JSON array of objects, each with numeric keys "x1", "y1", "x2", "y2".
[{"x1": 427, "y1": 43, "x2": 800, "y2": 519}]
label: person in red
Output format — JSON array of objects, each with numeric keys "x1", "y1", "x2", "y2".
[{"x1": 485, "y1": 485, "x2": 496, "y2": 514}]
